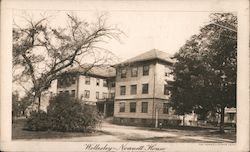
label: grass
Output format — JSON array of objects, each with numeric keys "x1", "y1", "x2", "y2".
[{"x1": 12, "y1": 118, "x2": 106, "y2": 140}]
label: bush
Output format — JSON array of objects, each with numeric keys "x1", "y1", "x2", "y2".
[
  {"x1": 47, "y1": 94, "x2": 102, "y2": 132},
  {"x1": 25, "y1": 111, "x2": 49, "y2": 131}
]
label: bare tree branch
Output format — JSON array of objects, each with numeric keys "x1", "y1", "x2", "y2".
[{"x1": 13, "y1": 12, "x2": 122, "y2": 110}]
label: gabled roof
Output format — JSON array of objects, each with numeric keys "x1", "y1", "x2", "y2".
[
  {"x1": 119, "y1": 49, "x2": 174, "y2": 65},
  {"x1": 68, "y1": 64, "x2": 116, "y2": 78}
]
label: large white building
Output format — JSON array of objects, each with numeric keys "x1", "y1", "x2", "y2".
[{"x1": 113, "y1": 49, "x2": 179, "y2": 127}]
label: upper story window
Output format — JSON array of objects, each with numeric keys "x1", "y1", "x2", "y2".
[
  {"x1": 120, "y1": 86, "x2": 126, "y2": 95},
  {"x1": 96, "y1": 78, "x2": 100, "y2": 86},
  {"x1": 121, "y1": 68, "x2": 127, "y2": 78},
  {"x1": 142, "y1": 83, "x2": 149, "y2": 94},
  {"x1": 130, "y1": 85, "x2": 137, "y2": 95},
  {"x1": 131, "y1": 67, "x2": 138, "y2": 77},
  {"x1": 96, "y1": 91, "x2": 99, "y2": 99},
  {"x1": 143, "y1": 65, "x2": 149, "y2": 76},
  {"x1": 85, "y1": 76, "x2": 90, "y2": 85},
  {"x1": 130, "y1": 102, "x2": 136, "y2": 112},
  {"x1": 103, "y1": 80, "x2": 107, "y2": 87},
  {"x1": 71, "y1": 76, "x2": 76, "y2": 84},
  {"x1": 84, "y1": 90, "x2": 90, "y2": 98}
]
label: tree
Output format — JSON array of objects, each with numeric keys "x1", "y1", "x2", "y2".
[
  {"x1": 25, "y1": 93, "x2": 102, "y2": 132},
  {"x1": 170, "y1": 13, "x2": 237, "y2": 133},
  {"x1": 13, "y1": 12, "x2": 122, "y2": 111}
]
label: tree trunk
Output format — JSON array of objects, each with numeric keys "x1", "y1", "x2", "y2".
[
  {"x1": 219, "y1": 107, "x2": 225, "y2": 133},
  {"x1": 38, "y1": 95, "x2": 41, "y2": 112}
]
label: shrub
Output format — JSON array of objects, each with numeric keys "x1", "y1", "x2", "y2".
[
  {"x1": 25, "y1": 111, "x2": 49, "y2": 131},
  {"x1": 47, "y1": 94, "x2": 102, "y2": 132}
]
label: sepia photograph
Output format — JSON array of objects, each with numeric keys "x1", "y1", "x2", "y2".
[{"x1": 1, "y1": 0, "x2": 249, "y2": 152}]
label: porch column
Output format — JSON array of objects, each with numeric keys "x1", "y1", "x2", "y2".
[{"x1": 103, "y1": 103, "x2": 107, "y2": 117}]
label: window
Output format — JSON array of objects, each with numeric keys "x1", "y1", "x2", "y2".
[
  {"x1": 57, "y1": 78, "x2": 65, "y2": 87},
  {"x1": 121, "y1": 68, "x2": 127, "y2": 78},
  {"x1": 130, "y1": 85, "x2": 137, "y2": 95},
  {"x1": 59, "y1": 91, "x2": 63, "y2": 94},
  {"x1": 130, "y1": 118, "x2": 135, "y2": 123},
  {"x1": 131, "y1": 67, "x2": 138, "y2": 77},
  {"x1": 120, "y1": 86, "x2": 126, "y2": 95},
  {"x1": 103, "y1": 80, "x2": 107, "y2": 87},
  {"x1": 71, "y1": 76, "x2": 76, "y2": 84},
  {"x1": 58, "y1": 79, "x2": 64, "y2": 86},
  {"x1": 103, "y1": 92, "x2": 108, "y2": 99},
  {"x1": 119, "y1": 102, "x2": 125, "y2": 112},
  {"x1": 96, "y1": 91, "x2": 99, "y2": 99},
  {"x1": 130, "y1": 102, "x2": 136, "y2": 112},
  {"x1": 84, "y1": 90, "x2": 90, "y2": 98},
  {"x1": 163, "y1": 103, "x2": 169, "y2": 114},
  {"x1": 228, "y1": 113, "x2": 235, "y2": 121},
  {"x1": 143, "y1": 65, "x2": 149, "y2": 76},
  {"x1": 142, "y1": 84, "x2": 149, "y2": 94},
  {"x1": 96, "y1": 78, "x2": 100, "y2": 86},
  {"x1": 141, "y1": 119, "x2": 147, "y2": 124},
  {"x1": 71, "y1": 90, "x2": 76, "y2": 97},
  {"x1": 164, "y1": 84, "x2": 170, "y2": 95},
  {"x1": 85, "y1": 76, "x2": 90, "y2": 85},
  {"x1": 65, "y1": 90, "x2": 69, "y2": 95},
  {"x1": 141, "y1": 102, "x2": 148, "y2": 113}
]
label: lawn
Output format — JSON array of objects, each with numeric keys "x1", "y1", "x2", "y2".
[
  {"x1": 12, "y1": 118, "x2": 236, "y2": 142},
  {"x1": 12, "y1": 118, "x2": 106, "y2": 140}
]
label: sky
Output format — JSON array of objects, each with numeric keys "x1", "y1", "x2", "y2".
[
  {"x1": 105, "y1": 11, "x2": 211, "y2": 60},
  {"x1": 14, "y1": 10, "x2": 211, "y2": 62}
]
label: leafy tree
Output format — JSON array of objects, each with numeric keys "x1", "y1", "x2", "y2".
[
  {"x1": 170, "y1": 13, "x2": 237, "y2": 132},
  {"x1": 47, "y1": 94, "x2": 102, "y2": 132},
  {"x1": 25, "y1": 93, "x2": 102, "y2": 132},
  {"x1": 13, "y1": 12, "x2": 122, "y2": 111}
]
